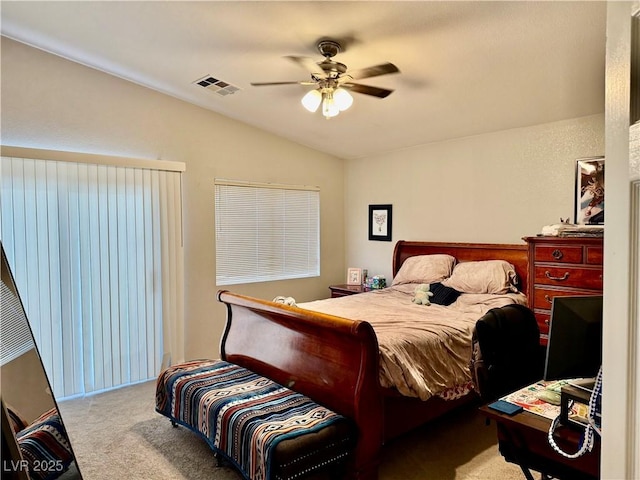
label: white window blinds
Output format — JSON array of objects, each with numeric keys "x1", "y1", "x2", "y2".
[
  {"x1": 215, "y1": 180, "x2": 320, "y2": 286},
  {"x1": 0, "y1": 152, "x2": 184, "y2": 399},
  {"x1": 0, "y1": 274, "x2": 35, "y2": 366}
]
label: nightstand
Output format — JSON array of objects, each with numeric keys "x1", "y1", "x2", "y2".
[{"x1": 329, "y1": 284, "x2": 368, "y2": 298}]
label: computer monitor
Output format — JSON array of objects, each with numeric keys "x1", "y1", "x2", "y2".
[{"x1": 543, "y1": 295, "x2": 603, "y2": 382}]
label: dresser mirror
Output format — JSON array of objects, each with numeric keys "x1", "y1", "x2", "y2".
[{"x1": 1, "y1": 243, "x2": 82, "y2": 479}]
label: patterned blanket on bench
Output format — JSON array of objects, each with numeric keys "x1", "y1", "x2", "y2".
[
  {"x1": 15, "y1": 408, "x2": 75, "y2": 480},
  {"x1": 156, "y1": 359, "x2": 349, "y2": 480}
]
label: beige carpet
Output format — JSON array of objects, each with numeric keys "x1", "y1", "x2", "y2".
[{"x1": 59, "y1": 380, "x2": 525, "y2": 480}]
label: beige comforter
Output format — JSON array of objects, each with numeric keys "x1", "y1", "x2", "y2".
[{"x1": 299, "y1": 285, "x2": 527, "y2": 401}]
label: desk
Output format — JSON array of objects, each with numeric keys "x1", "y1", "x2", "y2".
[{"x1": 480, "y1": 405, "x2": 600, "y2": 480}]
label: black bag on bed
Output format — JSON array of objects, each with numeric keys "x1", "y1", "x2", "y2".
[{"x1": 470, "y1": 304, "x2": 544, "y2": 402}]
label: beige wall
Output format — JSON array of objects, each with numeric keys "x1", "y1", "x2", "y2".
[
  {"x1": 1, "y1": 348, "x2": 56, "y2": 424},
  {"x1": 344, "y1": 114, "x2": 605, "y2": 280},
  {"x1": 1, "y1": 38, "x2": 346, "y2": 360}
]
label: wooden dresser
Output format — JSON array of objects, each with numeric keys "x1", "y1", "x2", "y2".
[{"x1": 524, "y1": 236, "x2": 604, "y2": 345}]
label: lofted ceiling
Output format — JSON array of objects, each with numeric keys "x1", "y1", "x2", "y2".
[{"x1": 0, "y1": 1, "x2": 607, "y2": 160}]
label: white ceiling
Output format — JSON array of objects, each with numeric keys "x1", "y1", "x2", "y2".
[{"x1": 1, "y1": 1, "x2": 607, "y2": 160}]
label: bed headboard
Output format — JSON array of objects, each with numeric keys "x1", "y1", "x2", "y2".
[{"x1": 392, "y1": 240, "x2": 529, "y2": 294}]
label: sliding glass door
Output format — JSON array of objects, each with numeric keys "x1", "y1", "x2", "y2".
[{"x1": 0, "y1": 154, "x2": 183, "y2": 399}]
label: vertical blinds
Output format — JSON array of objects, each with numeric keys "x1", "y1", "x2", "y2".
[
  {"x1": 0, "y1": 153, "x2": 184, "y2": 399},
  {"x1": 215, "y1": 180, "x2": 320, "y2": 286}
]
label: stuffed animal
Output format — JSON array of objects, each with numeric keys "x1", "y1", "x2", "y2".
[
  {"x1": 273, "y1": 296, "x2": 297, "y2": 307},
  {"x1": 412, "y1": 284, "x2": 433, "y2": 306}
]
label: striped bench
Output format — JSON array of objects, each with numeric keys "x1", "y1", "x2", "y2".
[
  {"x1": 155, "y1": 359, "x2": 356, "y2": 480},
  {"x1": 10, "y1": 407, "x2": 75, "y2": 480}
]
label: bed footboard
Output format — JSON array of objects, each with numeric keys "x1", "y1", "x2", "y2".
[{"x1": 217, "y1": 290, "x2": 384, "y2": 480}]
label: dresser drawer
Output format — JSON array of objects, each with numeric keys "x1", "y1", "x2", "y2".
[
  {"x1": 534, "y1": 311, "x2": 551, "y2": 337},
  {"x1": 533, "y1": 265, "x2": 603, "y2": 290},
  {"x1": 532, "y1": 286, "x2": 601, "y2": 311},
  {"x1": 586, "y1": 246, "x2": 603, "y2": 265},
  {"x1": 534, "y1": 245, "x2": 583, "y2": 264}
]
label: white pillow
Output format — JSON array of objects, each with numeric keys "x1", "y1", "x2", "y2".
[
  {"x1": 392, "y1": 254, "x2": 456, "y2": 286},
  {"x1": 442, "y1": 260, "x2": 518, "y2": 294}
]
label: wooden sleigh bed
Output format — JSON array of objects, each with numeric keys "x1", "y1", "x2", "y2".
[{"x1": 217, "y1": 240, "x2": 529, "y2": 479}]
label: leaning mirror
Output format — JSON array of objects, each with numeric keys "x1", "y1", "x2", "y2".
[{"x1": 1, "y1": 242, "x2": 82, "y2": 479}]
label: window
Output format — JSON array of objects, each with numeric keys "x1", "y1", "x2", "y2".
[
  {"x1": 0, "y1": 149, "x2": 184, "y2": 399},
  {"x1": 215, "y1": 179, "x2": 320, "y2": 285},
  {"x1": 0, "y1": 263, "x2": 35, "y2": 366}
]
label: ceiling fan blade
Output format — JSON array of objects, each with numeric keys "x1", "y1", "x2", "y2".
[
  {"x1": 285, "y1": 55, "x2": 327, "y2": 79},
  {"x1": 345, "y1": 62, "x2": 400, "y2": 81},
  {"x1": 250, "y1": 81, "x2": 317, "y2": 86},
  {"x1": 342, "y1": 83, "x2": 394, "y2": 98}
]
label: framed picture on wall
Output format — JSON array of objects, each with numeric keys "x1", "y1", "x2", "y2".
[
  {"x1": 575, "y1": 157, "x2": 605, "y2": 225},
  {"x1": 368, "y1": 204, "x2": 392, "y2": 242},
  {"x1": 347, "y1": 267, "x2": 362, "y2": 286}
]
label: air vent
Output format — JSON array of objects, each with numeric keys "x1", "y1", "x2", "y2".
[{"x1": 193, "y1": 75, "x2": 241, "y2": 96}]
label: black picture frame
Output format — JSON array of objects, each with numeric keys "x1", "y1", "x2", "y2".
[
  {"x1": 368, "y1": 204, "x2": 392, "y2": 241},
  {"x1": 574, "y1": 157, "x2": 605, "y2": 225}
]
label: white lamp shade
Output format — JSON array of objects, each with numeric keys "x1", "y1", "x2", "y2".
[
  {"x1": 333, "y1": 88, "x2": 353, "y2": 111},
  {"x1": 301, "y1": 89, "x2": 322, "y2": 112},
  {"x1": 322, "y1": 96, "x2": 339, "y2": 118}
]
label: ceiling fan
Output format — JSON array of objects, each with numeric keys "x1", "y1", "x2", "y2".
[{"x1": 250, "y1": 39, "x2": 400, "y2": 119}]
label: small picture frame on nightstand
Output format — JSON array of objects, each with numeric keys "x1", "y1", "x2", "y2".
[{"x1": 347, "y1": 267, "x2": 362, "y2": 286}]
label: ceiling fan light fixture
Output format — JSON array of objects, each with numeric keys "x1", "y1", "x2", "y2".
[
  {"x1": 301, "y1": 89, "x2": 322, "y2": 112},
  {"x1": 322, "y1": 88, "x2": 340, "y2": 120},
  {"x1": 253, "y1": 38, "x2": 399, "y2": 119},
  {"x1": 321, "y1": 92, "x2": 340, "y2": 119},
  {"x1": 333, "y1": 88, "x2": 353, "y2": 111}
]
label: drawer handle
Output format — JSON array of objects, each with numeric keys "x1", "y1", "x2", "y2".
[
  {"x1": 544, "y1": 294, "x2": 553, "y2": 304},
  {"x1": 552, "y1": 249, "x2": 563, "y2": 260},
  {"x1": 545, "y1": 270, "x2": 569, "y2": 281},
  {"x1": 545, "y1": 319, "x2": 550, "y2": 325}
]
